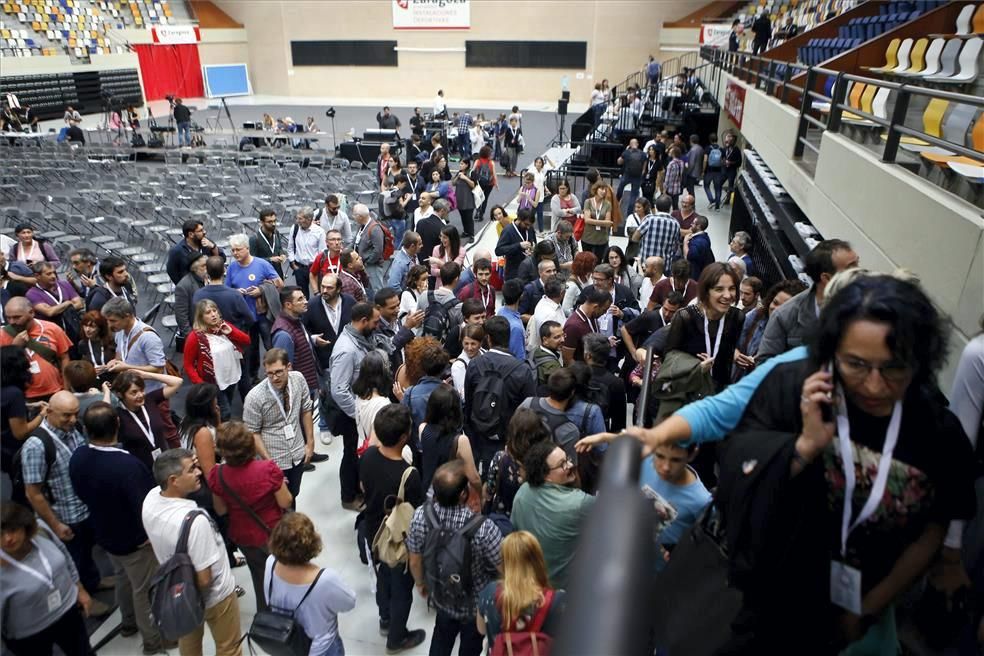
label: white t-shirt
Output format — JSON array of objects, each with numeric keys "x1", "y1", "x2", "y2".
[
  {"x1": 141, "y1": 491, "x2": 235, "y2": 609},
  {"x1": 356, "y1": 394, "x2": 391, "y2": 444}
]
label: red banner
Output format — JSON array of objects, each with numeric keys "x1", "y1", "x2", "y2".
[{"x1": 724, "y1": 81, "x2": 746, "y2": 129}]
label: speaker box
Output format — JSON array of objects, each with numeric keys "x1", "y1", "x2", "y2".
[
  {"x1": 558, "y1": 98, "x2": 569, "y2": 115},
  {"x1": 561, "y1": 90, "x2": 571, "y2": 101}
]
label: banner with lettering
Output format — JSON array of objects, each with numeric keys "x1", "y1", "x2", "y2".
[{"x1": 392, "y1": 0, "x2": 470, "y2": 30}]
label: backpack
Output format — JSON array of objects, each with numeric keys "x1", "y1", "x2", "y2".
[
  {"x1": 10, "y1": 429, "x2": 56, "y2": 505},
  {"x1": 128, "y1": 327, "x2": 182, "y2": 378},
  {"x1": 370, "y1": 220, "x2": 396, "y2": 261},
  {"x1": 583, "y1": 380, "x2": 610, "y2": 426},
  {"x1": 707, "y1": 145, "x2": 723, "y2": 168},
  {"x1": 372, "y1": 466, "x2": 418, "y2": 568},
  {"x1": 422, "y1": 291, "x2": 459, "y2": 344},
  {"x1": 422, "y1": 502, "x2": 486, "y2": 614},
  {"x1": 148, "y1": 510, "x2": 208, "y2": 641},
  {"x1": 470, "y1": 359, "x2": 527, "y2": 442},
  {"x1": 490, "y1": 588, "x2": 556, "y2": 656},
  {"x1": 248, "y1": 564, "x2": 324, "y2": 656},
  {"x1": 526, "y1": 397, "x2": 590, "y2": 460},
  {"x1": 475, "y1": 161, "x2": 493, "y2": 185}
]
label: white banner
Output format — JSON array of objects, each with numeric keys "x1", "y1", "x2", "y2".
[
  {"x1": 700, "y1": 24, "x2": 732, "y2": 47},
  {"x1": 392, "y1": 0, "x2": 470, "y2": 30},
  {"x1": 151, "y1": 25, "x2": 200, "y2": 44}
]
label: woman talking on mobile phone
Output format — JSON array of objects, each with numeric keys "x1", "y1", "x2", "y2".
[{"x1": 713, "y1": 274, "x2": 976, "y2": 655}]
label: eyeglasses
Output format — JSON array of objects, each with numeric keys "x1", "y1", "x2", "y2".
[
  {"x1": 835, "y1": 355, "x2": 910, "y2": 384},
  {"x1": 549, "y1": 457, "x2": 574, "y2": 471},
  {"x1": 265, "y1": 368, "x2": 289, "y2": 378}
]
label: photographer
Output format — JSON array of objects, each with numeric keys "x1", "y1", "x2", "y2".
[{"x1": 172, "y1": 97, "x2": 192, "y2": 147}]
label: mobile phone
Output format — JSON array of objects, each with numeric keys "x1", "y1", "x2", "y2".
[{"x1": 820, "y1": 362, "x2": 835, "y2": 422}]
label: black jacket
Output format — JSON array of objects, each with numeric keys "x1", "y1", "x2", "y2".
[
  {"x1": 416, "y1": 215, "x2": 445, "y2": 267},
  {"x1": 495, "y1": 224, "x2": 536, "y2": 282},
  {"x1": 518, "y1": 279, "x2": 545, "y2": 316},
  {"x1": 463, "y1": 349, "x2": 536, "y2": 441},
  {"x1": 303, "y1": 293, "x2": 356, "y2": 368},
  {"x1": 588, "y1": 364, "x2": 627, "y2": 433},
  {"x1": 173, "y1": 103, "x2": 192, "y2": 123},
  {"x1": 717, "y1": 359, "x2": 976, "y2": 653}
]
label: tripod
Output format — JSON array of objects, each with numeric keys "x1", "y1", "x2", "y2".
[
  {"x1": 326, "y1": 112, "x2": 337, "y2": 154},
  {"x1": 549, "y1": 111, "x2": 568, "y2": 147}
]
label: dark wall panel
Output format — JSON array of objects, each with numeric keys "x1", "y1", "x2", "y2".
[
  {"x1": 291, "y1": 40, "x2": 398, "y2": 67},
  {"x1": 465, "y1": 41, "x2": 586, "y2": 69}
]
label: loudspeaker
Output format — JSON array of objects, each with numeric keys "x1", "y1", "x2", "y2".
[
  {"x1": 558, "y1": 98, "x2": 569, "y2": 116},
  {"x1": 561, "y1": 90, "x2": 571, "y2": 101}
]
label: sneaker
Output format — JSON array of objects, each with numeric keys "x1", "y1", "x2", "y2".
[
  {"x1": 303, "y1": 463, "x2": 316, "y2": 472},
  {"x1": 143, "y1": 641, "x2": 178, "y2": 655},
  {"x1": 319, "y1": 431, "x2": 334, "y2": 446},
  {"x1": 88, "y1": 598, "x2": 113, "y2": 617},
  {"x1": 235, "y1": 585, "x2": 246, "y2": 598},
  {"x1": 379, "y1": 619, "x2": 390, "y2": 636},
  {"x1": 97, "y1": 575, "x2": 118, "y2": 590},
  {"x1": 341, "y1": 496, "x2": 365, "y2": 512},
  {"x1": 120, "y1": 625, "x2": 139, "y2": 638},
  {"x1": 386, "y1": 629, "x2": 427, "y2": 654},
  {"x1": 310, "y1": 453, "x2": 329, "y2": 463}
]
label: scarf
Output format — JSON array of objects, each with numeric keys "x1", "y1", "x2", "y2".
[
  {"x1": 343, "y1": 324, "x2": 375, "y2": 355},
  {"x1": 195, "y1": 326, "x2": 225, "y2": 383}
]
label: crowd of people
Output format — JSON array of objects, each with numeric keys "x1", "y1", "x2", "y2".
[{"x1": 0, "y1": 113, "x2": 981, "y2": 656}]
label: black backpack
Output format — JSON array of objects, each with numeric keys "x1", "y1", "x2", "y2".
[
  {"x1": 422, "y1": 291, "x2": 459, "y2": 344},
  {"x1": 583, "y1": 380, "x2": 611, "y2": 427},
  {"x1": 470, "y1": 359, "x2": 527, "y2": 442},
  {"x1": 526, "y1": 397, "x2": 590, "y2": 460},
  {"x1": 10, "y1": 430, "x2": 56, "y2": 505},
  {"x1": 422, "y1": 502, "x2": 485, "y2": 615},
  {"x1": 248, "y1": 565, "x2": 324, "y2": 656},
  {"x1": 148, "y1": 510, "x2": 208, "y2": 641}
]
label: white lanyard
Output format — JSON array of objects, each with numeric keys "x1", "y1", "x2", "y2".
[
  {"x1": 836, "y1": 392, "x2": 903, "y2": 556},
  {"x1": 120, "y1": 326, "x2": 138, "y2": 361},
  {"x1": 576, "y1": 309, "x2": 598, "y2": 333},
  {"x1": 344, "y1": 272, "x2": 365, "y2": 297},
  {"x1": 673, "y1": 279, "x2": 689, "y2": 297},
  {"x1": 355, "y1": 224, "x2": 366, "y2": 248},
  {"x1": 0, "y1": 540, "x2": 54, "y2": 589},
  {"x1": 258, "y1": 229, "x2": 278, "y2": 255},
  {"x1": 266, "y1": 379, "x2": 291, "y2": 424},
  {"x1": 41, "y1": 424, "x2": 75, "y2": 461},
  {"x1": 659, "y1": 310, "x2": 669, "y2": 327},
  {"x1": 702, "y1": 309, "x2": 725, "y2": 360},
  {"x1": 126, "y1": 405, "x2": 155, "y2": 448},
  {"x1": 35, "y1": 283, "x2": 62, "y2": 304},
  {"x1": 88, "y1": 341, "x2": 104, "y2": 366},
  {"x1": 512, "y1": 223, "x2": 528, "y2": 242},
  {"x1": 479, "y1": 285, "x2": 491, "y2": 310}
]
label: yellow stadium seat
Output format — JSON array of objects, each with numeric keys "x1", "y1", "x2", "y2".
[
  {"x1": 904, "y1": 38, "x2": 928, "y2": 75},
  {"x1": 866, "y1": 38, "x2": 901, "y2": 73},
  {"x1": 921, "y1": 113, "x2": 984, "y2": 167},
  {"x1": 881, "y1": 98, "x2": 948, "y2": 146}
]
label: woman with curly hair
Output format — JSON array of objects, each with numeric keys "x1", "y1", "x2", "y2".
[
  {"x1": 209, "y1": 421, "x2": 293, "y2": 613},
  {"x1": 562, "y1": 251, "x2": 598, "y2": 315},
  {"x1": 483, "y1": 407, "x2": 551, "y2": 518},
  {"x1": 477, "y1": 531, "x2": 566, "y2": 652},
  {"x1": 265, "y1": 512, "x2": 356, "y2": 656},
  {"x1": 0, "y1": 346, "x2": 47, "y2": 475}
]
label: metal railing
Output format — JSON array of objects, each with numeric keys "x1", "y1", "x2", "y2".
[{"x1": 699, "y1": 45, "x2": 984, "y2": 168}]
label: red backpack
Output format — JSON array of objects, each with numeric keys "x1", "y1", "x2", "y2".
[
  {"x1": 491, "y1": 589, "x2": 555, "y2": 656},
  {"x1": 370, "y1": 220, "x2": 396, "y2": 260}
]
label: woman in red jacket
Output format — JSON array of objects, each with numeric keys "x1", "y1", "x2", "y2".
[{"x1": 183, "y1": 299, "x2": 250, "y2": 420}]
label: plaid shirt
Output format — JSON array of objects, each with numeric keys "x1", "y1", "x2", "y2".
[
  {"x1": 637, "y1": 212, "x2": 682, "y2": 264},
  {"x1": 457, "y1": 113, "x2": 472, "y2": 132},
  {"x1": 242, "y1": 371, "x2": 313, "y2": 470},
  {"x1": 20, "y1": 421, "x2": 89, "y2": 524},
  {"x1": 406, "y1": 502, "x2": 503, "y2": 620},
  {"x1": 665, "y1": 158, "x2": 685, "y2": 195}
]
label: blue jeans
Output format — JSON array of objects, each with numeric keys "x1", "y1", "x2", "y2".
[
  {"x1": 386, "y1": 218, "x2": 407, "y2": 250},
  {"x1": 177, "y1": 121, "x2": 191, "y2": 146},
  {"x1": 704, "y1": 169, "x2": 724, "y2": 207},
  {"x1": 617, "y1": 175, "x2": 642, "y2": 205},
  {"x1": 325, "y1": 637, "x2": 345, "y2": 656},
  {"x1": 534, "y1": 202, "x2": 545, "y2": 231}
]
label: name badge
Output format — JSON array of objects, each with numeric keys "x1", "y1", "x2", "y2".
[
  {"x1": 151, "y1": 448, "x2": 162, "y2": 461},
  {"x1": 47, "y1": 589, "x2": 62, "y2": 612},
  {"x1": 283, "y1": 424, "x2": 296, "y2": 442},
  {"x1": 595, "y1": 225, "x2": 602, "y2": 231},
  {"x1": 29, "y1": 359, "x2": 41, "y2": 374},
  {"x1": 830, "y1": 560, "x2": 862, "y2": 615}
]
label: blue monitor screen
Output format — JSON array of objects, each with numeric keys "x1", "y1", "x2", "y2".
[{"x1": 202, "y1": 64, "x2": 251, "y2": 98}]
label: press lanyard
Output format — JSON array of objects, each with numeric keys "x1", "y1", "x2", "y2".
[
  {"x1": 17, "y1": 241, "x2": 39, "y2": 262},
  {"x1": 479, "y1": 285, "x2": 490, "y2": 310},
  {"x1": 126, "y1": 405, "x2": 155, "y2": 448},
  {"x1": 344, "y1": 272, "x2": 365, "y2": 298},
  {"x1": 258, "y1": 228, "x2": 277, "y2": 255},
  {"x1": 266, "y1": 379, "x2": 291, "y2": 424},
  {"x1": 836, "y1": 391, "x2": 902, "y2": 556},
  {"x1": 88, "y1": 341, "x2": 104, "y2": 366},
  {"x1": 120, "y1": 326, "x2": 137, "y2": 361},
  {"x1": 512, "y1": 223, "x2": 528, "y2": 242},
  {"x1": 576, "y1": 309, "x2": 598, "y2": 333},
  {"x1": 41, "y1": 424, "x2": 75, "y2": 461},
  {"x1": 0, "y1": 540, "x2": 54, "y2": 589},
  {"x1": 35, "y1": 283, "x2": 62, "y2": 304},
  {"x1": 673, "y1": 279, "x2": 689, "y2": 297},
  {"x1": 702, "y1": 309, "x2": 725, "y2": 360}
]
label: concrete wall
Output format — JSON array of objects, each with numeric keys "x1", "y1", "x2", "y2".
[
  {"x1": 712, "y1": 72, "x2": 984, "y2": 386},
  {"x1": 0, "y1": 52, "x2": 140, "y2": 76},
  {"x1": 658, "y1": 26, "x2": 701, "y2": 62},
  {"x1": 213, "y1": 0, "x2": 693, "y2": 106}
]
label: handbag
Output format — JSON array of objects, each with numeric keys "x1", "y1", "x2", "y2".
[
  {"x1": 572, "y1": 215, "x2": 585, "y2": 241},
  {"x1": 651, "y1": 503, "x2": 742, "y2": 656},
  {"x1": 472, "y1": 184, "x2": 486, "y2": 207},
  {"x1": 248, "y1": 565, "x2": 324, "y2": 656}
]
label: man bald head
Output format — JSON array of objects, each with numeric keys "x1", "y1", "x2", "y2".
[
  {"x1": 4, "y1": 296, "x2": 35, "y2": 330},
  {"x1": 47, "y1": 391, "x2": 80, "y2": 432},
  {"x1": 473, "y1": 248, "x2": 492, "y2": 264},
  {"x1": 644, "y1": 256, "x2": 664, "y2": 279}
]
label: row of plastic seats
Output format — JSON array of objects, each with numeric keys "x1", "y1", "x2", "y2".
[
  {"x1": 842, "y1": 11, "x2": 921, "y2": 41},
  {"x1": 878, "y1": 0, "x2": 946, "y2": 15},
  {"x1": 868, "y1": 36, "x2": 982, "y2": 84},
  {"x1": 799, "y1": 37, "x2": 863, "y2": 65}
]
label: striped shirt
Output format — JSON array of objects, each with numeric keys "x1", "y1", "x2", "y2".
[{"x1": 20, "y1": 421, "x2": 89, "y2": 524}]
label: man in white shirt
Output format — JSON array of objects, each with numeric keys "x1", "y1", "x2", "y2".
[
  {"x1": 433, "y1": 89, "x2": 447, "y2": 118},
  {"x1": 527, "y1": 278, "x2": 567, "y2": 352},
  {"x1": 142, "y1": 449, "x2": 241, "y2": 656},
  {"x1": 637, "y1": 256, "x2": 665, "y2": 307},
  {"x1": 286, "y1": 206, "x2": 326, "y2": 299}
]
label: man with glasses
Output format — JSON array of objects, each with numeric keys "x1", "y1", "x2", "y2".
[
  {"x1": 242, "y1": 348, "x2": 314, "y2": 500},
  {"x1": 314, "y1": 194, "x2": 353, "y2": 249},
  {"x1": 309, "y1": 230, "x2": 345, "y2": 296},
  {"x1": 671, "y1": 193, "x2": 704, "y2": 237},
  {"x1": 511, "y1": 439, "x2": 596, "y2": 589},
  {"x1": 166, "y1": 219, "x2": 223, "y2": 285},
  {"x1": 575, "y1": 263, "x2": 640, "y2": 368},
  {"x1": 249, "y1": 208, "x2": 288, "y2": 277},
  {"x1": 757, "y1": 239, "x2": 859, "y2": 364},
  {"x1": 286, "y1": 207, "x2": 326, "y2": 299}
]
